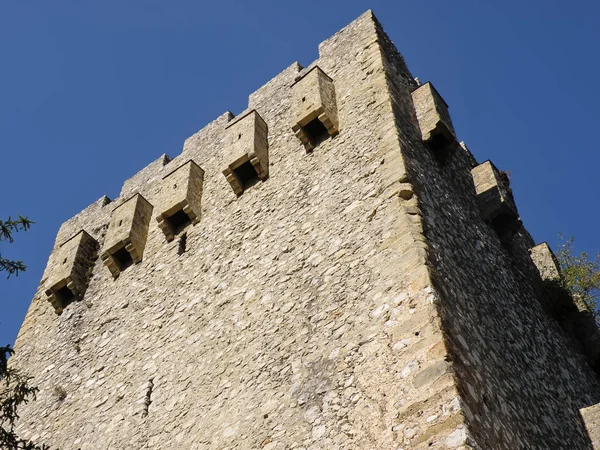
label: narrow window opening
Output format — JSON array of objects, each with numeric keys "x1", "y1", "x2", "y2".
[
  {"x1": 62, "y1": 257, "x2": 68, "y2": 264},
  {"x1": 142, "y1": 379, "x2": 154, "y2": 418},
  {"x1": 301, "y1": 118, "x2": 330, "y2": 149},
  {"x1": 112, "y1": 246, "x2": 134, "y2": 271},
  {"x1": 165, "y1": 209, "x2": 192, "y2": 236},
  {"x1": 233, "y1": 160, "x2": 260, "y2": 191},
  {"x1": 55, "y1": 285, "x2": 75, "y2": 309},
  {"x1": 178, "y1": 233, "x2": 187, "y2": 256},
  {"x1": 118, "y1": 219, "x2": 123, "y2": 227}
]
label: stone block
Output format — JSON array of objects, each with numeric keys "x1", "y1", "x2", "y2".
[
  {"x1": 530, "y1": 243, "x2": 561, "y2": 282},
  {"x1": 44, "y1": 231, "x2": 98, "y2": 314},
  {"x1": 156, "y1": 160, "x2": 204, "y2": 242},
  {"x1": 101, "y1": 193, "x2": 153, "y2": 278},
  {"x1": 471, "y1": 161, "x2": 520, "y2": 240},
  {"x1": 529, "y1": 242, "x2": 572, "y2": 317},
  {"x1": 222, "y1": 110, "x2": 268, "y2": 196},
  {"x1": 291, "y1": 66, "x2": 339, "y2": 151},
  {"x1": 412, "y1": 82, "x2": 456, "y2": 151},
  {"x1": 581, "y1": 402, "x2": 600, "y2": 448}
]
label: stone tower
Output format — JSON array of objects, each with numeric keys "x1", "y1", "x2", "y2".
[{"x1": 10, "y1": 11, "x2": 600, "y2": 449}]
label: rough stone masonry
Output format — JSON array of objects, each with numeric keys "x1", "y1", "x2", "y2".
[{"x1": 10, "y1": 10, "x2": 600, "y2": 450}]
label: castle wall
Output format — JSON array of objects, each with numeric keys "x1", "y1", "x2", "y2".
[
  {"x1": 374, "y1": 14, "x2": 600, "y2": 448},
  {"x1": 10, "y1": 10, "x2": 600, "y2": 450},
  {"x1": 12, "y1": 11, "x2": 468, "y2": 449}
]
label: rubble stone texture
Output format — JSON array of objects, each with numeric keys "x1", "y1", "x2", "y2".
[{"x1": 10, "y1": 10, "x2": 600, "y2": 449}]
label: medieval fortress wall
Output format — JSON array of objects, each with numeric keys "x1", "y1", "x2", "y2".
[{"x1": 10, "y1": 10, "x2": 600, "y2": 449}]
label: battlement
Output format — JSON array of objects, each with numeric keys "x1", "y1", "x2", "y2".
[{"x1": 11, "y1": 10, "x2": 600, "y2": 450}]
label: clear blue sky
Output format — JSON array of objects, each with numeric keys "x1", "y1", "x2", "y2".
[{"x1": 2, "y1": 0, "x2": 600, "y2": 346}]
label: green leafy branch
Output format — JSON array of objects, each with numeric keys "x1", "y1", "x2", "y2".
[
  {"x1": 0, "y1": 345, "x2": 48, "y2": 450},
  {"x1": 0, "y1": 216, "x2": 34, "y2": 278},
  {"x1": 556, "y1": 234, "x2": 600, "y2": 317}
]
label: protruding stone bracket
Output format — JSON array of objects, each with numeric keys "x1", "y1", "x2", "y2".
[
  {"x1": 291, "y1": 66, "x2": 339, "y2": 152},
  {"x1": 412, "y1": 82, "x2": 456, "y2": 152},
  {"x1": 471, "y1": 161, "x2": 520, "y2": 242},
  {"x1": 222, "y1": 110, "x2": 268, "y2": 196},
  {"x1": 530, "y1": 243, "x2": 561, "y2": 282},
  {"x1": 156, "y1": 160, "x2": 204, "y2": 242},
  {"x1": 530, "y1": 242, "x2": 570, "y2": 315},
  {"x1": 44, "y1": 230, "x2": 98, "y2": 315},
  {"x1": 101, "y1": 193, "x2": 153, "y2": 278}
]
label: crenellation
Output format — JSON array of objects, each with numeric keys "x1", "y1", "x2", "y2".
[
  {"x1": 53, "y1": 195, "x2": 112, "y2": 249},
  {"x1": 181, "y1": 111, "x2": 234, "y2": 158},
  {"x1": 10, "y1": 9, "x2": 600, "y2": 450},
  {"x1": 248, "y1": 62, "x2": 302, "y2": 113},
  {"x1": 120, "y1": 154, "x2": 172, "y2": 199}
]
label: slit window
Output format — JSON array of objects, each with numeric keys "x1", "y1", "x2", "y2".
[{"x1": 178, "y1": 232, "x2": 187, "y2": 256}]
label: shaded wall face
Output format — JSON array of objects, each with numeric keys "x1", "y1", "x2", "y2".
[
  {"x1": 376, "y1": 24, "x2": 600, "y2": 449},
  {"x1": 11, "y1": 13, "x2": 463, "y2": 450}
]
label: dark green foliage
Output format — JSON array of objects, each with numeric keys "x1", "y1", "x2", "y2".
[
  {"x1": 0, "y1": 216, "x2": 49, "y2": 448},
  {"x1": 556, "y1": 234, "x2": 600, "y2": 317},
  {"x1": 0, "y1": 216, "x2": 34, "y2": 278},
  {"x1": 0, "y1": 346, "x2": 48, "y2": 450}
]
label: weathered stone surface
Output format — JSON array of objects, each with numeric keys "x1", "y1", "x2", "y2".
[
  {"x1": 101, "y1": 193, "x2": 153, "y2": 278},
  {"x1": 582, "y1": 403, "x2": 600, "y2": 448},
  {"x1": 120, "y1": 154, "x2": 172, "y2": 199},
  {"x1": 9, "y1": 9, "x2": 600, "y2": 450}
]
